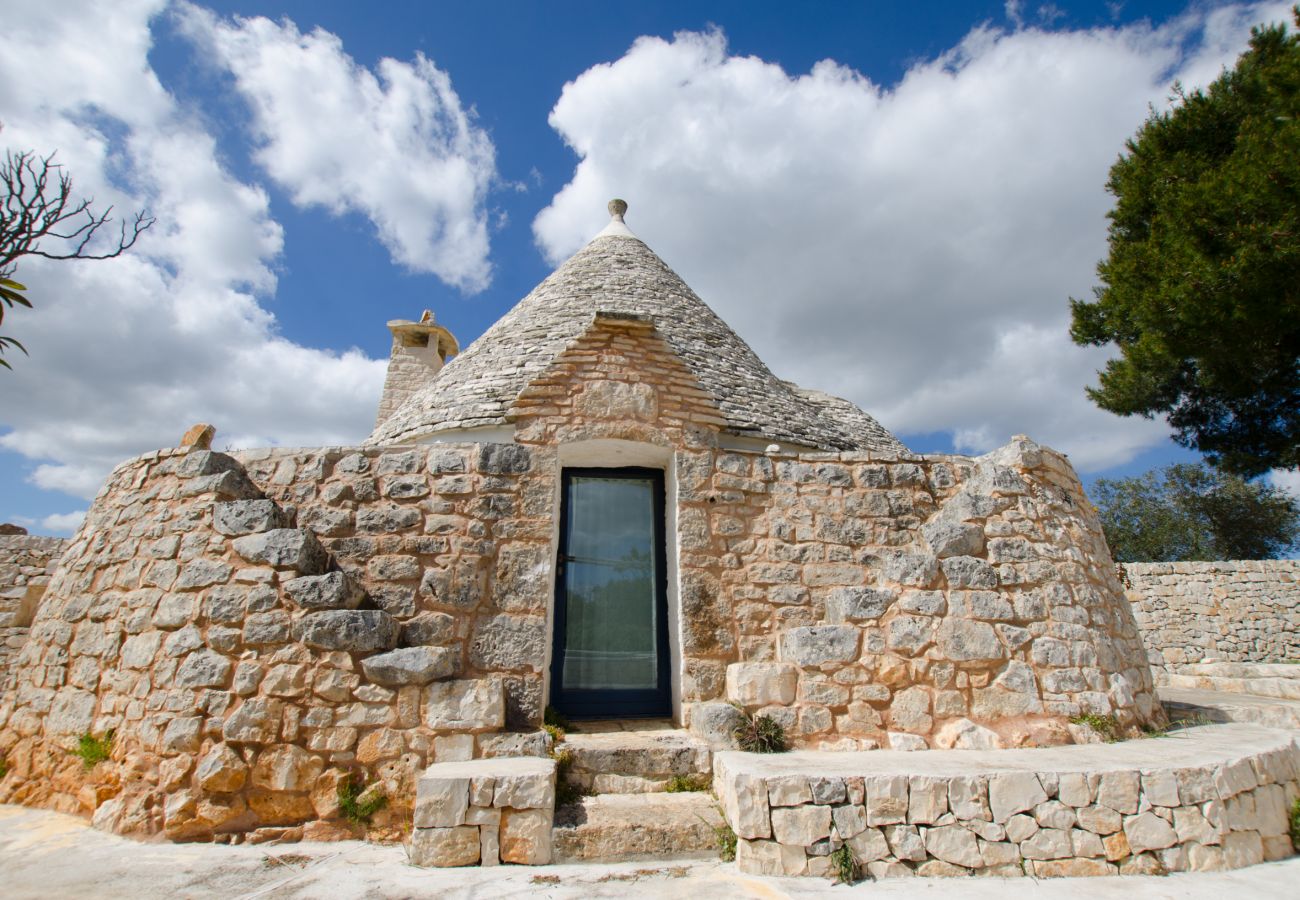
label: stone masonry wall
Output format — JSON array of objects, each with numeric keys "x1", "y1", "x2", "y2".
[
  {"x1": 0, "y1": 443, "x2": 558, "y2": 842},
  {"x1": 0, "y1": 534, "x2": 67, "y2": 691},
  {"x1": 716, "y1": 724, "x2": 1300, "y2": 878},
  {"x1": 1123, "y1": 561, "x2": 1300, "y2": 669}
]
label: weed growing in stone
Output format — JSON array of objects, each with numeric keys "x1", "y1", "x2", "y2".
[
  {"x1": 337, "y1": 777, "x2": 387, "y2": 826},
  {"x1": 74, "y1": 729, "x2": 113, "y2": 769},
  {"x1": 829, "y1": 842, "x2": 860, "y2": 884},
  {"x1": 1289, "y1": 797, "x2": 1300, "y2": 851},
  {"x1": 711, "y1": 817, "x2": 737, "y2": 862},
  {"x1": 1069, "y1": 713, "x2": 1121, "y2": 742},
  {"x1": 544, "y1": 706, "x2": 574, "y2": 732},
  {"x1": 733, "y1": 711, "x2": 788, "y2": 753},
  {"x1": 665, "y1": 773, "x2": 712, "y2": 793},
  {"x1": 542, "y1": 722, "x2": 565, "y2": 744},
  {"x1": 551, "y1": 746, "x2": 589, "y2": 806},
  {"x1": 0, "y1": 754, "x2": 7, "y2": 779}
]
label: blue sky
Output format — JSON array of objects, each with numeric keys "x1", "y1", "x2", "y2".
[{"x1": 1, "y1": 0, "x2": 1291, "y2": 534}]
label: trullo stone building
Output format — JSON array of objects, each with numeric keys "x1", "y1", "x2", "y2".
[{"x1": 0, "y1": 200, "x2": 1163, "y2": 841}]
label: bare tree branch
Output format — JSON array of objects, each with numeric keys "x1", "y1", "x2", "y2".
[{"x1": 0, "y1": 143, "x2": 155, "y2": 369}]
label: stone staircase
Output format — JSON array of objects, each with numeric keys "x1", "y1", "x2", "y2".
[{"x1": 551, "y1": 722, "x2": 724, "y2": 862}]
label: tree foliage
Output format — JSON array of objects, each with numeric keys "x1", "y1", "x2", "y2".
[
  {"x1": 1070, "y1": 12, "x2": 1300, "y2": 477},
  {"x1": 0, "y1": 146, "x2": 154, "y2": 368},
  {"x1": 1092, "y1": 462, "x2": 1298, "y2": 562}
]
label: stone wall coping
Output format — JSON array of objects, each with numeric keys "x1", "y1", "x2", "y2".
[
  {"x1": 0, "y1": 535, "x2": 68, "y2": 550},
  {"x1": 716, "y1": 723, "x2": 1295, "y2": 779},
  {"x1": 419, "y1": 757, "x2": 556, "y2": 779}
]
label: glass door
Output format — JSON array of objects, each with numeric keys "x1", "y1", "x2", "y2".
[{"x1": 550, "y1": 467, "x2": 670, "y2": 719}]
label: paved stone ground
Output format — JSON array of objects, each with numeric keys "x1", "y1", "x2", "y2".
[{"x1": 2, "y1": 805, "x2": 1296, "y2": 899}]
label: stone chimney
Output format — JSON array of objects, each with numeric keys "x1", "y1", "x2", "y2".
[{"x1": 374, "y1": 310, "x2": 459, "y2": 430}]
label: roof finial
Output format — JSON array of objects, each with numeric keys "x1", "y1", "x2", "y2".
[{"x1": 608, "y1": 198, "x2": 628, "y2": 220}]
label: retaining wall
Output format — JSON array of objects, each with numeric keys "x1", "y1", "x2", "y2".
[
  {"x1": 0, "y1": 534, "x2": 66, "y2": 691},
  {"x1": 716, "y1": 723, "x2": 1300, "y2": 878},
  {"x1": 1124, "y1": 561, "x2": 1300, "y2": 669}
]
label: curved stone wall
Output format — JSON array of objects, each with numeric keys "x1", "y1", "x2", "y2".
[
  {"x1": 0, "y1": 534, "x2": 66, "y2": 692},
  {"x1": 0, "y1": 431, "x2": 1163, "y2": 840}
]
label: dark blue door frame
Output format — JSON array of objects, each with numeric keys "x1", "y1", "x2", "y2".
[{"x1": 549, "y1": 466, "x2": 672, "y2": 719}]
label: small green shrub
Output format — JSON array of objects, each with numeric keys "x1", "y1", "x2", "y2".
[
  {"x1": 714, "y1": 820, "x2": 737, "y2": 862},
  {"x1": 0, "y1": 754, "x2": 8, "y2": 779},
  {"x1": 551, "y1": 745, "x2": 588, "y2": 806},
  {"x1": 544, "y1": 706, "x2": 573, "y2": 732},
  {"x1": 829, "y1": 842, "x2": 860, "y2": 884},
  {"x1": 733, "y1": 711, "x2": 788, "y2": 753},
  {"x1": 665, "y1": 773, "x2": 712, "y2": 793},
  {"x1": 1069, "y1": 713, "x2": 1121, "y2": 743},
  {"x1": 337, "y1": 776, "x2": 387, "y2": 825},
  {"x1": 74, "y1": 729, "x2": 113, "y2": 769},
  {"x1": 1289, "y1": 797, "x2": 1300, "y2": 851}
]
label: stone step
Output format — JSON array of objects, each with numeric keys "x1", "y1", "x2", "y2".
[
  {"x1": 1158, "y1": 672, "x2": 1300, "y2": 701},
  {"x1": 552, "y1": 792, "x2": 724, "y2": 863},
  {"x1": 1160, "y1": 686, "x2": 1300, "y2": 730},
  {"x1": 560, "y1": 727, "x2": 711, "y2": 794}
]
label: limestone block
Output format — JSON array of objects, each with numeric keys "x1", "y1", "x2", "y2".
[
  {"x1": 949, "y1": 775, "x2": 991, "y2": 820},
  {"x1": 933, "y1": 718, "x2": 1001, "y2": 750},
  {"x1": 409, "y1": 826, "x2": 481, "y2": 867},
  {"x1": 415, "y1": 775, "x2": 470, "y2": 827},
  {"x1": 293, "y1": 610, "x2": 399, "y2": 653},
  {"x1": 989, "y1": 772, "x2": 1047, "y2": 822},
  {"x1": 1005, "y1": 814, "x2": 1039, "y2": 843},
  {"x1": 886, "y1": 616, "x2": 934, "y2": 654},
  {"x1": 876, "y1": 825, "x2": 919, "y2": 862},
  {"x1": 826, "y1": 587, "x2": 895, "y2": 622},
  {"x1": 1020, "y1": 826, "x2": 1073, "y2": 860},
  {"x1": 160, "y1": 716, "x2": 201, "y2": 753},
  {"x1": 847, "y1": 826, "x2": 891, "y2": 862},
  {"x1": 1221, "y1": 830, "x2": 1264, "y2": 868},
  {"x1": 936, "y1": 619, "x2": 1006, "y2": 663},
  {"x1": 770, "y1": 804, "x2": 832, "y2": 845},
  {"x1": 477, "y1": 443, "x2": 531, "y2": 475},
  {"x1": 898, "y1": 590, "x2": 947, "y2": 615},
  {"x1": 435, "y1": 734, "x2": 475, "y2": 762},
  {"x1": 283, "y1": 572, "x2": 365, "y2": 610},
  {"x1": 469, "y1": 614, "x2": 546, "y2": 672},
  {"x1": 175, "y1": 560, "x2": 233, "y2": 591},
  {"x1": 832, "y1": 804, "x2": 867, "y2": 839},
  {"x1": 809, "y1": 777, "x2": 846, "y2": 805},
  {"x1": 908, "y1": 777, "x2": 948, "y2": 824},
  {"x1": 175, "y1": 650, "x2": 232, "y2": 688},
  {"x1": 725, "y1": 662, "x2": 797, "y2": 706},
  {"x1": 1215, "y1": 758, "x2": 1260, "y2": 797},
  {"x1": 500, "y1": 808, "x2": 552, "y2": 864},
  {"x1": 924, "y1": 824, "x2": 982, "y2": 868},
  {"x1": 888, "y1": 686, "x2": 932, "y2": 734},
  {"x1": 402, "y1": 612, "x2": 457, "y2": 646},
  {"x1": 887, "y1": 732, "x2": 928, "y2": 751},
  {"x1": 1076, "y1": 805, "x2": 1122, "y2": 835},
  {"x1": 727, "y1": 772, "x2": 772, "y2": 840},
  {"x1": 865, "y1": 774, "x2": 909, "y2": 826},
  {"x1": 922, "y1": 520, "x2": 985, "y2": 559},
  {"x1": 120, "y1": 632, "x2": 161, "y2": 669},
  {"x1": 1071, "y1": 828, "x2": 1105, "y2": 858},
  {"x1": 1123, "y1": 811, "x2": 1179, "y2": 853},
  {"x1": 196, "y1": 743, "x2": 247, "y2": 793},
  {"x1": 767, "y1": 775, "x2": 812, "y2": 807},
  {"x1": 940, "y1": 557, "x2": 998, "y2": 589},
  {"x1": 231, "y1": 529, "x2": 328, "y2": 573},
  {"x1": 1032, "y1": 800, "x2": 1077, "y2": 831},
  {"x1": 1096, "y1": 771, "x2": 1141, "y2": 814},
  {"x1": 362, "y1": 646, "x2": 456, "y2": 687},
  {"x1": 46, "y1": 688, "x2": 96, "y2": 736},
  {"x1": 252, "y1": 744, "x2": 324, "y2": 792},
  {"x1": 689, "y1": 701, "x2": 745, "y2": 750},
  {"x1": 222, "y1": 697, "x2": 283, "y2": 744},
  {"x1": 1176, "y1": 766, "x2": 1219, "y2": 805},
  {"x1": 424, "y1": 678, "x2": 505, "y2": 731},
  {"x1": 1032, "y1": 858, "x2": 1116, "y2": 877},
  {"x1": 153, "y1": 594, "x2": 197, "y2": 629},
  {"x1": 778, "y1": 626, "x2": 859, "y2": 666},
  {"x1": 493, "y1": 771, "x2": 554, "y2": 809},
  {"x1": 213, "y1": 500, "x2": 289, "y2": 536},
  {"x1": 736, "y1": 838, "x2": 783, "y2": 876},
  {"x1": 478, "y1": 731, "x2": 549, "y2": 758},
  {"x1": 1188, "y1": 842, "x2": 1226, "y2": 871},
  {"x1": 1057, "y1": 772, "x2": 1092, "y2": 808}
]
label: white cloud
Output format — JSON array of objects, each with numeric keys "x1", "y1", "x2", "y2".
[
  {"x1": 179, "y1": 4, "x2": 497, "y2": 292},
  {"x1": 1268, "y1": 469, "x2": 1300, "y2": 501},
  {"x1": 534, "y1": 3, "x2": 1292, "y2": 471},
  {"x1": 0, "y1": 0, "x2": 394, "y2": 502},
  {"x1": 41, "y1": 510, "x2": 86, "y2": 535}
]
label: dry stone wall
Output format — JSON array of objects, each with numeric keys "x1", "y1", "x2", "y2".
[
  {"x1": 716, "y1": 723, "x2": 1300, "y2": 878},
  {"x1": 0, "y1": 443, "x2": 557, "y2": 842},
  {"x1": 0, "y1": 534, "x2": 66, "y2": 691},
  {"x1": 1124, "y1": 561, "x2": 1300, "y2": 669}
]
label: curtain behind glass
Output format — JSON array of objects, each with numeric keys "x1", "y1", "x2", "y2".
[{"x1": 562, "y1": 475, "x2": 658, "y2": 691}]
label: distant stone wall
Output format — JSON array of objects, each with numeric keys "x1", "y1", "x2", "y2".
[
  {"x1": 0, "y1": 534, "x2": 66, "y2": 691},
  {"x1": 1123, "y1": 561, "x2": 1300, "y2": 668}
]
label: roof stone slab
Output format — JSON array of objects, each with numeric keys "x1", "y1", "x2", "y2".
[{"x1": 368, "y1": 216, "x2": 906, "y2": 454}]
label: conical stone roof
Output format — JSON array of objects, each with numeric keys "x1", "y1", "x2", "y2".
[{"x1": 369, "y1": 203, "x2": 905, "y2": 453}]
